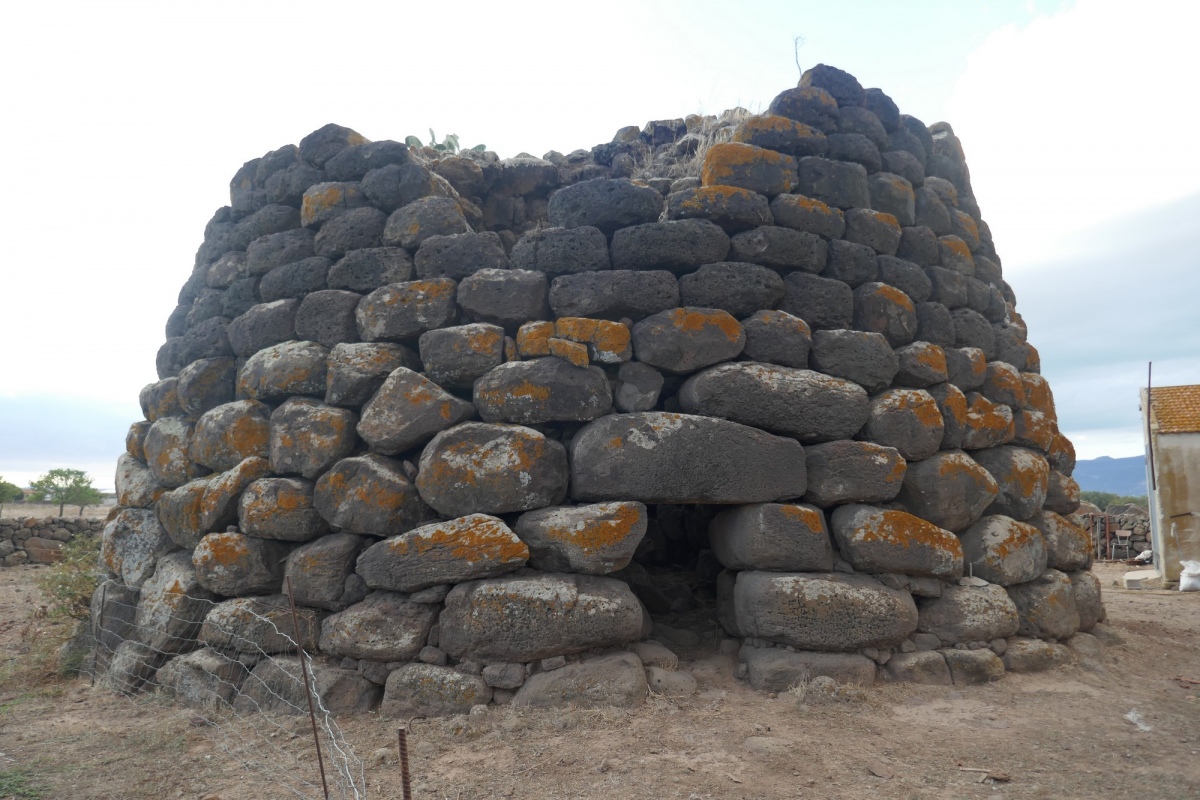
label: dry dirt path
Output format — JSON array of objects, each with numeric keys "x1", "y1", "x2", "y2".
[{"x1": 1, "y1": 562, "x2": 1198, "y2": 799}]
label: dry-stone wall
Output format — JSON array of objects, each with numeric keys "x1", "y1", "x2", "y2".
[
  {"x1": 97, "y1": 63, "x2": 1106, "y2": 715},
  {"x1": 1, "y1": 517, "x2": 103, "y2": 566}
]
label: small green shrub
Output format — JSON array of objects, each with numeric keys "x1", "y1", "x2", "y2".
[
  {"x1": 405, "y1": 129, "x2": 486, "y2": 154},
  {"x1": 33, "y1": 533, "x2": 101, "y2": 621}
]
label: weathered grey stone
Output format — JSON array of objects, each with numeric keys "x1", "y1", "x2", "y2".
[
  {"x1": 959, "y1": 515, "x2": 1048, "y2": 586},
  {"x1": 238, "y1": 478, "x2": 328, "y2": 542},
  {"x1": 844, "y1": 209, "x2": 902, "y2": 257},
  {"x1": 701, "y1": 141, "x2": 798, "y2": 197},
  {"x1": 884, "y1": 651, "x2": 951, "y2": 685},
  {"x1": 803, "y1": 440, "x2": 905, "y2": 507},
  {"x1": 135, "y1": 552, "x2": 216, "y2": 654},
  {"x1": 357, "y1": 514, "x2": 528, "y2": 592},
  {"x1": 144, "y1": 417, "x2": 205, "y2": 489},
  {"x1": 631, "y1": 307, "x2": 745, "y2": 373},
  {"x1": 1001, "y1": 638, "x2": 1071, "y2": 673},
  {"x1": 439, "y1": 573, "x2": 644, "y2": 662},
  {"x1": 106, "y1": 640, "x2": 167, "y2": 695},
  {"x1": 768, "y1": 85, "x2": 839, "y2": 133},
  {"x1": 356, "y1": 278, "x2": 459, "y2": 342},
  {"x1": 474, "y1": 359, "x2": 612, "y2": 424},
  {"x1": 962, "y1": 393, "x2": 1015, "y2": 451},
  {"x1": 942, "y1": 648, "x2": 1005, "y2": 685},
  {"x1": 610, "y1": 219, "x2": 730, "y2": 273},
  {"x1": 140, "y1": 378, "x2": 181, "y2": 422},
  {"x1": 735, "y1": 571, "x2": 918, "y2": 651},
  {"x1": 237, "y1": 341, "x2": 329, "y2": 402},
  {"x1": 780, "y1": 272, "x2": 852, "y2": 331},
  {"x1": 877, "y1": 256, "x2": 932, "y2": 304},
  {"x1": 357, "y1": 368, "x2": 474, "y2": 455},
  {"x1": 796, "y1": 156, "x2": 869, "y2": 209},
  {"x1": 283, "y1": 533, "x2": 369, "y2": 612},
  {"x1": 896, "y1": 450, "x2": 998, "y2": 532},
  {"x1": 513, "y1": 652, "x2": 646, "y2": 709},
  {"x1": 457, "y1": 268, "x2": 549, "y2": 330},
  {"x1": 314, "y1": 454, "x2": 434, "y2": 536},
  {"x1": 570, "y1": 413, "x2": 807, "y2": 504},
  {"x1": 259, "y1": 257, "x2": 331, "y2": 302},
  {"x1": 325, "y1": 342, "x2": 420, "y2": 407},
  {"x1": 549, "y1": 270, "x2": 680, "y2": 321},
  {"x1": 729, "y1": 226, "x2": 827, "y2": 274},
  {"x1": 629, "y1": 640, "x2": 679, "y2": 670},
  {"x1": 973, "y1": 446, "x2": 1050, "y2": 521},
  {"x1": 666, "y1": 185, "x2": 773, "y2": 233},
  {"x1": 176, "y1": 358, "x2": 237, "y2": 417},
  {"x1": 313, "y1": 207, "x2": 387, "y2": 258},
  {"x1": 1029, "y1": 511, "x2": 1092, "y2": 571},
  {"x1": 200, "y1": 595, "x2": 322, "y2": 654},
  {"x1": 952, "y1": 308, "x2": 997, "y2": 359},
  {"x1": 547, "y1": 178, "x2": 665, "y2": 235},
  {"x1": 269, "y1": 397, "x2": 358, "y2": 480},
  {"x1": 860, "y1": 389, "x2": 945, "y2": 462},
  {"x1": 324, "y1": 140, "x2": 411, "y2": 182},
  {"x1": 361, "y1": 162, "x2": 454, "y2": 213},
  {"x1": 381, "y1": 663, "x2": 491, "y2": 717},
  {"x1": 245, "y1": 229, "x2": 315, "y2": 276},
  {"x1": 709, "y1": 503, "x2": 832, "y2": 572},
  {"x1": 227, "y1": 300, "x2": 299, "y2": 358},
  {"x1": 482, "y1": 662, "x2": 526, "y2": 690},
  {"x1": 237, "y1": 655, "x2": 381, "y2": 715},
  {"x1": 193, "y1": 531, "x2": 290, "y2": 596},
  {"x1": 114, "y1": 454, "x2": 165, "y2": 509},
  {"x1": 741, "y1": 310, "x2": 811, "y2": 368},
  {"x1": 1068, "y1": 570, "x2": 1105, "y2": 632},
  {"x1": 293, "y1": 290, "x2": 363, "y2": 349},
  {"x1": 678, "y1": 262, "x2": 784, "y2": 319},
  {"x1": 824, "y1": 240, "x2": 879, "y2": 287},
  {"x1": 514, "y1": 502, "x2": 647, "y2": 574},
  {"x1": 946, "y1": 349, "x2": 987, "y2": 395},
  {"x1": 327, "y1": 247, "x2": 413, "y2": 292},
  {"x1": 808, "y1": 329, "x2": 898, "y2": 393},
  {"x1": 319, "y1": 592, "x2": 439, "y2": 662},
  {"x1": 156, "y1": 647, "x2": 248, "y2": 709},
  {"x1": 831, "y1": 505, "x2": 963, "y2": 578},
  {"x1": 613, "y1": 361, "x2": 664, "y2": 412},
  {"x1": 893, "y1": 342, "x2": 947, "y2": 388},
  {"x1": 1007, "y1": 569, "x2": 1080, "y2": 640},
  {"x1": 679, "y1": 362, "x2": 867, "y2": 442},
  {"x1": 189, "y1": 400, "x2": 271, "y2": 472},
  {"x1": 853, "y1": 283, "x2": 917, "y2": 347},
  {"x1": 868, "y1": 172, "x2": 916, "y2": 226},
  {"x1": 382, "y1": 196, "x2": 471, "y2": 249},
  {"x1": 739, "y1": 645, "x2": 876, "y2": 690},
  {"x1": 917, "y1": 584, "x2": 1019, "y2": 643},
  {"x1": 419, "y1": 324, "x2": 505, "y2": 389},
  {"x1": 509, "y1": 226, "x2": 610, "y2": 276},
  {"x1": 416, "y1": 423, "x2": 569, "y2": 517},
  {"x1": 929, "y1": 383, "x2": 968, "y2": 450},
  {"x1": 414, "y1": 231, "x2": 509, "y2": 281},
  {"x1": 101, "y1": 508, "x2": 178, "y2": 588}
]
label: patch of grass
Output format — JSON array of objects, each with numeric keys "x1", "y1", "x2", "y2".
[
  {"x1": 33, "y1": 533, "x2": 102, "y2": 621},
  {"x1": 0, "y1": 769, "x2": 42, "y2": 798}
]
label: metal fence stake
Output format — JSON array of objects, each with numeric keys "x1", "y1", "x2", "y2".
[{"x1": 286, "y1": 577, "x2": 329, "y2": 800}]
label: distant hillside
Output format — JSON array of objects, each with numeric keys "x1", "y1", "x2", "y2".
[{"x1": 1073, "y1": 455, "x2": 1147, "y2": 495}]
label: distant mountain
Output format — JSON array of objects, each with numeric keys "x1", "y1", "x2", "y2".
[{"x1": 1073, "y1": 455, "x2": 1147, "y2": 495}]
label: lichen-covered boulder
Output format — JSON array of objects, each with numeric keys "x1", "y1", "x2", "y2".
[
  {"x1": 803, "y1": 440, "x2": 905, "y2": 506},
  {"x1": 189, "y1": 400, "x2": 271, "y2": 472},
  {"x1": 319, "y1": 592, "x2": 439, "y2": 661},
  {"x1": 808, "y1": 329, "x2": 898, "y2": 393},
  {"x1": 570, "y1": 413, "x2": 807, "y2": 504},
  {"x1": 155, "y1": 647, "x2": 248, "y2": 709},
  {"x1": 1029, "y1": 510, "x2": 1092, "y2": 571},
  {"x1": 859, "y1": 389, "x2": 944, "y2": 462},
  {"x1": 355, "y1": 278, "x2": 458, "y2": 342},
  {"x1": 958, "y1": 515, "x2": 1049, "y2": 586},
  {"x1": 416, "y1": 423, "x2": 569, "y2": 517},
  {"x1": 192, "y1": 531, "x2": 290, "y2": 596},
  {"x1": 356, "y1": 367, "x2": 474, "y2": 454},
  {"x1": 631, "y1": 308, "x2": 745, "y2": 373},
  {"x1": 381, "y1": 663, "x2": 491, "y2": 718},
  {"x1": 896, "y1": 450, "x2": 998, "y2": 533},
  {"x1": 514, "y1": 502, "x2": 647, "y2": 574},
  {"x1": 135, "y1": 552, "x2": 216, "y2": 654},
  {"x1": 156, "y1": 457, "x2": 271, "y2": 549},
  {"x1": 237, "y1": 656, "x2": 381, "y2": 715},
  {"x1": 237, "y1": 341, "x2": 329, "y2": 401},
  {"x1": 610, "y1": 218, "x2": 730, "y2": 273},
  {"x1": 356, "y1": 514, "x2": 528, "y2": 592},
  {"x1": 916, "y1": 584, "x2": 1019, "y2": 644},
  {"x1": 101, "y1": 508, "x2": 178, "y2": 588},
  {"x1": 738, "y1": 645, "x2": 876, "y2": 691},
  {"x1": 679, "y1": 363, "x2": 868, "y2": 443},
  {"x1": 238, "y1": 478, "x2": 328, "y2": 542},
  {"x1": 325, "y1": 342, "x2": 420, "y2": 407},
  {"x1": 114, "y1": 454, "x2": 165, "y2": 509},
  {"x1": 200, "y1": 595, "x2": 323, "y2": 654},
  {"x1": 439, "y1": 573, "x2": 645, "y2": 662},
  {"x1": 547, "y1": 177, "x2": 665, "y2": 235},
  {"x1": 144, "y1": 417, "x2": 205, "y2": 488},
  {"x1": 282, "y1": 533, "x2": 369, "y2": 612},
  {"x1": 829, "y1": 505, "x2": 963, "y2": 578},
  {"x1": 1068, "y1": 569, "x2": 1105, "y2": 631},
  {"x1": 740, "y1": 310, "x2": 811, "y2": 367},
  {"x1": 512, "y1": 652, "x2": 647, "y2": 709},
  {"x1": 548, "y1": 270, "x2": 680, "y2": 320},
  {"x1": 708, "y1": 503, "x2": 832, "y2": 572},
  {"x1": 418, "y1": 323, "x2": 506, "y2": 388},
  {"x1": 734, "y1": 571, "x2": 918, "y2": 651},
  {"x1": 314, "y1": 454, "x2": 435, "y2": 536},
  {"x1": 269, "y1": 397, "x2": 358, "y2": 479},
  {"x1": 943, "y1": 649, "x2": 1005, "y2": 685},
  {"x1": 474, "y1": 359, "x2": 612, "y2": 424},
  {"x1": 1006, "y1": 569, "x2": 1080, "y2": 640},
  {"x1": 973, "y1": 446, "x2": 1050, "y2": 521}
]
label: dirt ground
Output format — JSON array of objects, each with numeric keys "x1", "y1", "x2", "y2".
[{"x1": 1, "y1": 562, "x2": 1198, "y2": 800}]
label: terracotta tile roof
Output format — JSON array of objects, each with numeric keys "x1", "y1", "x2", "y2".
[{"x1": 1150, "y1": 384, "x2": 1200, "y2": 434}]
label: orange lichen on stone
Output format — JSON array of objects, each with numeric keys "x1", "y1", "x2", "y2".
[
  {"x1": 555, "y1": 317, "x2": 631, "y2": 360},
  {"x1": 476, "y1": 379, "x2": 553, "y2": 408},
  {"x1": 548, "y1": 338, "x2": 589, "y2": 368},
  {"x1": 196, "y1": 532, "x2": 251, "y2": 569},
  {"x1": 874, "y1": 283, "x2": 916, "y2": 313},
  {"x1": 701, "y1": 142, "x2": 797, "y2": 194},
  {"x1": 779, "y1": 504, "x2": 826, "y2": 529},
  {"x1": 914, "y1": 344, "x2": 947, "y2": 372},
  {"x1": 385, "y1": 517, "x2": 528, "y2": 564},
  {"x1": 457, "y1": 327, "x2": 504, "y2": 356},
  {"x1": 854, "y1": 509, "x2": 962, "y2": 556},
  {"x1": 516, "y1": 321, "x2": 554, "y2": 357},
  {"x1": 942, "y1": 237, "x2": 972, "y2": 260},
  {"x1": 667, "y1": 308, "x2": 742, "y2": 342},
  {"x1": 677, "y1": 185, "x2": 757, "y2": 213},
  {"x1": 542, "y1": 504, "x2": 643, "y2": 554}
]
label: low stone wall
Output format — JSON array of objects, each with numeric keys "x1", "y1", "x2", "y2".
[{"x1": 0, "y1": 517, "x2": 103, "y2": 566}]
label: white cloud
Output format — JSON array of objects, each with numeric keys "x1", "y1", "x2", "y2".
[{"x1": 944, "y1": 0, "x2": 1200, "y2": 267}]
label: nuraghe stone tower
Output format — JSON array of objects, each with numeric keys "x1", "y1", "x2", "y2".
[{"x1": 97, "y1": 63, "x2": 1103, "y2": 715}]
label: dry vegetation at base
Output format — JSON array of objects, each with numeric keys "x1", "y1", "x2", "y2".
[
  {"x1": 2, "y1": 503, "x2": 115, "y2": 520},
  {"x1": 1, "y1": 562, "x2": 1199, "y2": 800}
]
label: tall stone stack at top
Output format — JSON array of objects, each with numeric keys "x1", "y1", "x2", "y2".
[{"x1": 99, "y1": 63, "x2": 1104, "y2": 715}]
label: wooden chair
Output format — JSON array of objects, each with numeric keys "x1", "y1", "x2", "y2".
[{"x1": 1109, "y1": 530, "x2": 1134, "y2": 560}]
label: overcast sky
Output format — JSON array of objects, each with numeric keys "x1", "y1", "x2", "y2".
[{"x1": 1, "y1": 0, "x2": 1197, "y2": 491}]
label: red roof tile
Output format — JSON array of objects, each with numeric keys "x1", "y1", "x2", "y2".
[{"x1": 1150, "y1": 384, "x2": 1200, "y2": 434}]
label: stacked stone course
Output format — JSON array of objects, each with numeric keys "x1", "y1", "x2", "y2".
[
  {"x1": 98, "y1": 63, "x2": 1106, "y2": 715},
  {"x1": 0, "y1": 517, "x2": 103, "y2": 566}
]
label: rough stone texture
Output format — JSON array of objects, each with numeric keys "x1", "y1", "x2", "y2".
[
  {"x1": 942, "y1": 649, "x2": 1005, "y2": 685},
  {"x1": 514, "y1": 502, "x2": 648, "y2": 574},
  {"x1": 238, "y1": 341, "x2": 329, "y2": 402},
  {"x1": 144, "y1": 417, "x2": 205, "y2": 489},
  {"x1": 885, "y1": 651, "x2": 952, "y2": 685},
  {"x1": 860, "y1": 389, "x2": 945, "y2": 462},
  {"x1": 357, "y1": 367, "x2": 475, "y2": 454},
  {"x1": 238, "y1": 477, "x2": 328, "y2": 542},
  {"x1": 200, "y1": 595, "x2": 322, "y2": 654},
  {"x1": 135, "y1": 552, "x2": 216, "y2": 654},
  {"x1": 237, "y1": 655, "x2": 381, "y2": 715},
  {"x1": 853, "y1": 283, "x2": 916, "y2": 346},
  {"x1": 740, "y1": 645, "x2": 876, "y2": 690},
  {"x1": 973, "y1": 446, "x2": 1050, "y2": 521},
  {"x1": 313, "y1": 454, "x2": 434, "y2": 537},
  {"x1": 513, "y1": 652, "x2": 647, "y2": 709},
  {"x1": 192, "y1": 531, "x2": 290, "y2": 596},
  {"x1": 570, "y1": 413, "x2": 807, "y2": 504},
  {"x1": 269, "y1": 397, "x2": 358, "y2": 480},
  {"x1": 917, "y1": 584, "x2": 1019, "y2": 644},
  {"x1": 682, "y1": 362, "x2": 868, "y2": 443},
  {"x1": 414, "y1": 231, "x2": 509, "y2": 280},
  {"x1": 1001, "y1": 638, "x2": 1072, "y2": 674},
  {"x1": 419, "y1": 324, "x2": 506, "y2": 389},
  {"x1": 740, "y1": 310, "x2": 811, "y2": 367},
  {"x1": 416, "y1": 423, "x2": 569, "y2": 517},
  {"x1": 631, "y1": 308, "x2": 745, "y2": 374},
  {"x1": 474, "y1": 359, "x2": 612, "y2": 424},
  {"x1": 708, "y1": 503, "x2": 833, "y2": 572},
  {"x1": 156, "y1": 647, "x2": 249, "y2": 709},
  {"x1": 356, "y1": 278, "x2": 458, "y2": 342},
  {"x1": 808, "y1": 330, "x2": 897, "y2": 393},
  {"x1": 356, "y1": 514, "x2": 528, "y2": 592},
  {"x1": 1006, "y1": 569, "x2": 1080, "y2": 640},
  {"x1": 896, "y1": 450, "x2": 998, "y2": 533},
  {"x1": 101, "y1": 509, "x2": 178, "y2": 589},
  {"x1": 610, "y1": 219, "x2": 730, "y2": 273},
  {"x1": 325, "y1": 342, "x2": 420, "y2": 407},
  {"x1": 319, "y1": 592, "x2": 439, "y2": 661},
  {"x1": 114, "y1": 454, "x2": 166, "y2": 510},
  {"x1": 457, "y1": 268, "x2": 550, "y2": 330},
  {"x1": 189, "y1": 400, "x2": 271, "y2": 473},
  {"x1": 439, "y1": 573, "x2": 645, "y2": 662},
  {"x1": 959, "y1": 515, "x2": 1049, "y2": 586},
  {"x1": 381, "y1": 663, "x2": 492, "y2": 717},
  {"x1": 510, "y1": 226, "x2": 610, "y2": 276},
  {"x1": 283, "y1": 533, "x2": 369, "y2": 612},
  {"x1": 735, "y1": 571, "x2": 918, "y2": 651},
  {"x1": 1069, "y1": 569, "x2": 1105, "y2": 632},
  {"x1": 1029, "y1": 510, "x2": 1092, "y2": 571},
  {"x1": 679, "y1": 262, "x2": 785, "y2": 318},
  {"x1": 803, "y1": 440, "x2": 905, "y2": 507},
  {"x1": 830, "y1": 505, "x2": 963, "y2": 578},
  {"x1": 666, "y1": 186, "x2": 773, "y2": 233}
]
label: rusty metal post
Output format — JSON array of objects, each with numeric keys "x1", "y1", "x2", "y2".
[
  {"x1": 286, "y1": 577, "x2": 329, "y2": 800},
  {"x1": 398, "y1": 727, "x2": 413, "y2": 800}
]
